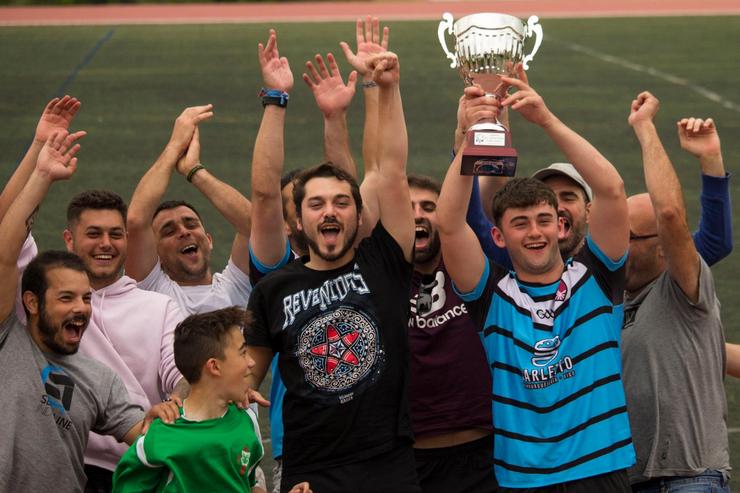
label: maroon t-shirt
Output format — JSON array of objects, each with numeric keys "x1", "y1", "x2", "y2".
[{"x1": 408, "y1": 261, "x2": 492, "y2": 438}]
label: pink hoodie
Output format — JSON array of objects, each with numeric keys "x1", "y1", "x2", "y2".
[{"x1": 80, "y1": 275, "x2": 185, "y2": 471}]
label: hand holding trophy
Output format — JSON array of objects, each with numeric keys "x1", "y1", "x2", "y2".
[{"x1": 439, "y1": 12, "x2": 543, "y2": 175}]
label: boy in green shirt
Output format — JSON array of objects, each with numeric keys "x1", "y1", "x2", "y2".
[{"x1": 113, "y1": 307, "x2": 311, "y2": 493}]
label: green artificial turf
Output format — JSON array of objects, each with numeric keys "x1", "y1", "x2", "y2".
[{"x1": 1, "y1": 16, "x2": 738, "y2": 490}]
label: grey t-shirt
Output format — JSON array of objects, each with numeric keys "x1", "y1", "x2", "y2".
[
  {"x1": 622, "y1": 260, "x2": 729, "y2": 484},
  {"x1": 0, "y1": 314, "x2": 144, "y2": 492}
]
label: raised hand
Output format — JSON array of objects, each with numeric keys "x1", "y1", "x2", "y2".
[
  {"x1": 36, "y1": 130, "x2": 86, "y2": 181},
  {"x1": 500, "y1": 63, "x2": 553, "y2": 127},
  {"x1": 339, "y1": 16, "x2": 389, "y2": 78},
  {"x1": 175, "y1": 127, "x2": 202, "y2": 177},
  {"x1": 628, "y1": 91, "x2": 660, "y2": 127},
  {"x1": 167, "y1": 105, "x2": 213, "y2": 156},
  {"x1": 34, "y1": 95, "x2": 82, "y2": 145},
  {"x1": 368, "y1": 51, "x2": 400, "y2": 87},
  {"x1": 677, "y1": 117, "x2": 721, "y2": 159},
  {"x1": 258, "y1": 29, "x2": 294, "y2": 92},
  {"x1": 303, "y1": 53, "x2": 358, "y2": 117}
]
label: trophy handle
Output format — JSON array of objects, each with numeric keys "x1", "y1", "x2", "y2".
[
  {"x1": 438, "y1": 12, "x2": 457, "y2": 69},
  {"x1": 522, "y1": 15, "x2": 543, "y2": 70}
]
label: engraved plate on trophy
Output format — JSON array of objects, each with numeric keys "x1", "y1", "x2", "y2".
[{"x1": 438, "y1": 12, "x2": 543, "y2": 175}]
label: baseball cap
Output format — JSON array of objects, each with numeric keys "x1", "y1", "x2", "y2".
[{"x1": 531, "y1": 163, "x2": 593, "y2": 202}]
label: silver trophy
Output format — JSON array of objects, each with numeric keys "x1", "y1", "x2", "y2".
[{"x1": 438, "y1": 12, "x2": 543, "y2": 175}]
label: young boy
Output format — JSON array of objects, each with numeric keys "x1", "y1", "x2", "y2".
[{"x1": 112, "y1": 307, "x2": 311, "y2": 493}]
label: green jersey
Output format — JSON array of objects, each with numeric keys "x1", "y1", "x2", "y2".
[{"x1": 113, "y1": 404, "x2": 264, "y2": 492}]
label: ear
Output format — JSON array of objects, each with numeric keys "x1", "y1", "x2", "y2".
[
  {"x1": 22, "y1": 291, "x2": 39, "y2": 316},
  {"x1": 584, "y1": 201, "x2": 592, "y2": 223},
  {"x1": 204, "y1": 358, "x2": 221, "y2": 378},
  {"x1": 492, "y1": 226, "x2": 506, "y2": 248},
  {"x1": 62, "y1": 229, "x2": 74, "y2": 252},
  {"x1": 206, "y1": 232, "x2": 214, "y2": 249},
  {"x1": 296, "y1": 217, "x2": 304, "y2": 232}
]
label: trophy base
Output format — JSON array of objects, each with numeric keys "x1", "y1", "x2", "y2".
[{"x1": 461, "y1": 126, "x2": 518, "y2": 176}]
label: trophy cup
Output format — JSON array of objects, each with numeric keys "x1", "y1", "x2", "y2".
[{"x1": 438, "y1": 12, "x2": 543, "y2": 175}]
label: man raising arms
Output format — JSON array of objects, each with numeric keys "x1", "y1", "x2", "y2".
[
  {"x1": 246, "y1": 51, "x2": 419, "y2": 492},
  {"x1": 126, "y1": 106, "x2": 252, "y2": 314},
  {"x1": 437, "y1": 68, "x2": 634, "y2": 490}
]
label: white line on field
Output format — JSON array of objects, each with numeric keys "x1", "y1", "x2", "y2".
[
  {"x1": 729, "y1": 428, "x2": 740, "y2": 433},
  {"x1": 554, "y1": 40, "x2": 740, "y2": 113}
]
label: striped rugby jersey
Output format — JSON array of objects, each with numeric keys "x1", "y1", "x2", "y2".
[{"x1": 457, "y1": 236, "x2": 635, "y2": 488}]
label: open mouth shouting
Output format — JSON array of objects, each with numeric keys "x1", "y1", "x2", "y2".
[
  {"x1": 318, "y1": 219, "x2": 342, "y2": 246},
  {"x1": 415, "y1": 220, "x2": 431, "y2": 250},
  {"x1": 62, "y1": 315, "x2": 88, "y2": 344},
  {"x1": 559, "y1": 212, "x2": 572, "y2": 240},
  {"x1": 180, "y1": 244, "x2": 199, "y2": 258}
]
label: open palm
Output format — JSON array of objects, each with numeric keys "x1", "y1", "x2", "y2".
[
  {"x1": 35, "y1": 95, "x2": 81, "y2": 144},
  {"x1": 36, "y1": 130, "x2": 86, "y2": 181}
]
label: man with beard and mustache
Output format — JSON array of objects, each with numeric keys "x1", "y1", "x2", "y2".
[
  {"x1": 0, "y1": 99, "x2": 188, "y2": 491},
  {"x1": 406, "y1": 174, "x2": 497, "y2": 493},
  {"x1": 621, "y1": 93, "x2": 730, "y2": 492},
  {"x1": 0, "y1": 130, "x2": 178, "y2": 492},
  {"x1": 125, "y1": 105, "x2": 253, "y2": 316},
  {"x1": 246, "y1": 26, "x2": 385, "y2": 493},
  {"x1": 246, "y1": 49, "x2": 420, "y2": 493}
]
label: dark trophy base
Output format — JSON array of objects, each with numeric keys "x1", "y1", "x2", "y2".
[{"x1": 460, "y1": 126, "x2": 518, "y2": 176}]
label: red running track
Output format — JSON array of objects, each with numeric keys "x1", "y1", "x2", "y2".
[{"x1": 1, "y1": 0, "x2": 739, "y2": 26}]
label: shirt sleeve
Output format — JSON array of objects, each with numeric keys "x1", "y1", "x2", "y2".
[
  {"x1": 579, "y1": 236, "x2": 626, "y2": 305},
  {"x1": 357, "y1": 222, "x2": 413, "y2": 282},
  {"x1": 661, "y1": 257, "x2": 716, "y2": 320},
  {"x1": 136, "y1": 261, "x2": 170, "y2": 293},
  {"x1": 692, "y1": 172, "x2": 733, "y2": 266},
  {"x1": 249, "y1": 240, "x2": 292, "y2": 285},
  {"x1": 94, "y1": 371, "x2": 146, "y2": 441},
  {"x1": 158, "y1": 298, "x2": 186, "y2": 395},
  {"x1": 245, "y1": 284, "x2": 277, "y2": 351},
  {"x1": 452, "y1": 257, "x2": 499, "y2": 331},
  {"x1": 467, "y1": 177, "x2": 512, "y2": 269},
  {"x1": 216, "y1": 259, "x2": 253, "y2": 307},
  {"x1": 112, "y1": 433, "x2": 166, "y2": 492},
  {"x1": 15, "y1": 234, "x2": 37, "y2": 325}
]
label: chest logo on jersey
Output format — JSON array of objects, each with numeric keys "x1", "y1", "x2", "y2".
[
  {"x1": 37, "y1": 364, "x2": 75, "y2": 431},
  {"x1": 522, "y1": 336, "x2": 575, "y2": 390},
  {"x1": 238, "y1": 446, "x2": 251, "y2": 476},
  {"x1": 298, "y1": 307, "x2": 380, "y2": 399},
  {"x1": 554, "y1": 280, "x2": 568, "y2": 302},
  {"x1": 283, "y1": 270, "x2": 370, "y2": 329}
]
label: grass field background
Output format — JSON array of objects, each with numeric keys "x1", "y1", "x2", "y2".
[{"x1": 1, "y1": 16, "x2": 738, "y2": 489}]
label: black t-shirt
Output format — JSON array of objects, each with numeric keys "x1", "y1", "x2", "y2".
[{"x1": 246, "y1": 223, "x2": 414, "y2": 473}]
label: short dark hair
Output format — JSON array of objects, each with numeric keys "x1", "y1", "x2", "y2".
[
  {"x1": 174, "y1": 307, "x2": 252, "y2": 384},
  {"x1": 21, "y1": 250, "x2": 87, "y2": 318},
  {"x1": 407, "y1": 174, "x2": 441, "y2": 196},
  {"x1": 281, "y1": 169, "x2": 302, "y2": 191},
  {"x1": 153, "y1": 200, "x2": 203, "y2": 223},
  {"x1": 67, "y1": 189, "x2": 128, "y2": 228},
  {"x1": 491, "y1": 178, "x2": 558, "y2": 226},
  {"x1": 292, "y1": 163, "x2": 363, "y2": 219},
  {"x1": 280, "y1": 169, "x2": 303, "y2": 221}
]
